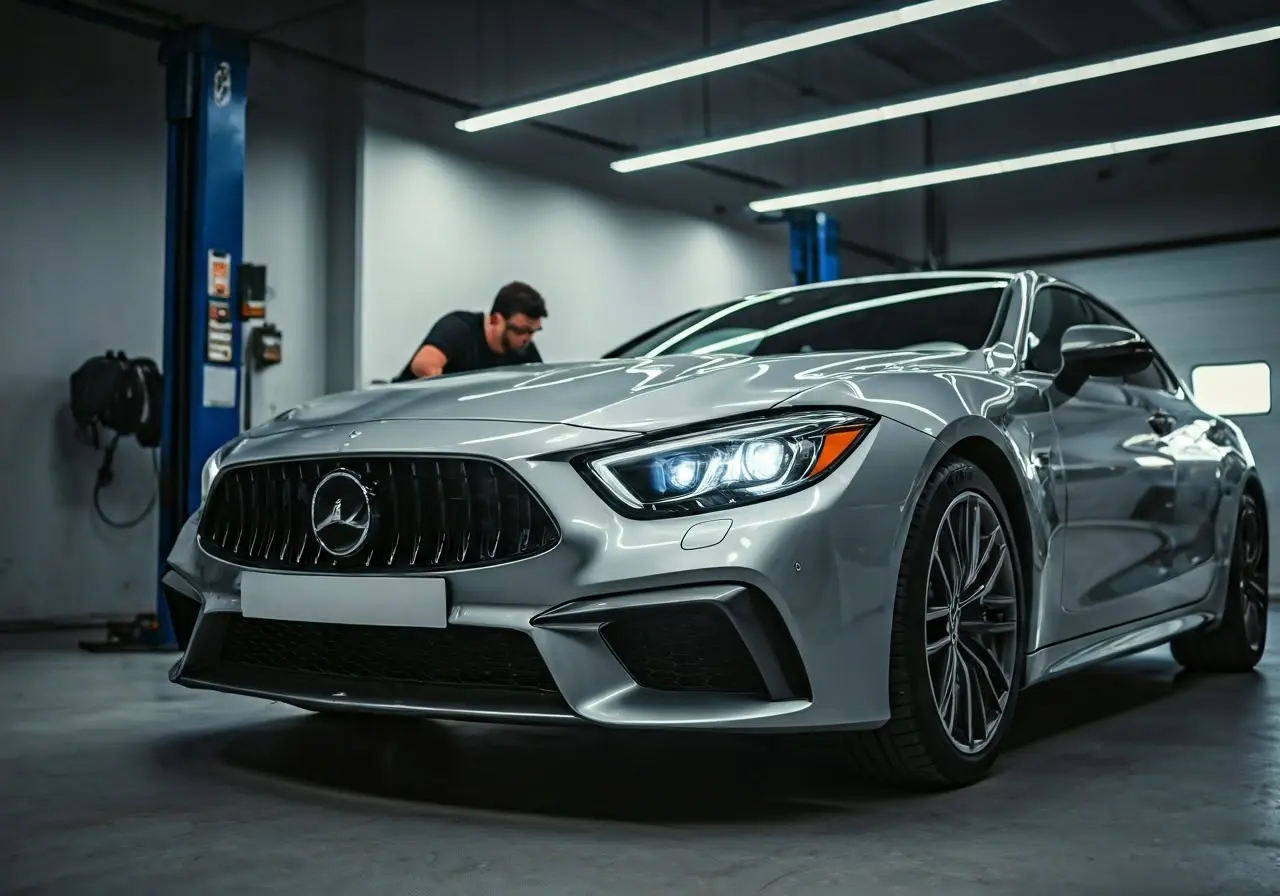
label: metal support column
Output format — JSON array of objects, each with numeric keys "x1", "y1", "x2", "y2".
[
  {"x1": 155, "y1": 28, "x2": 249, "y2": 648},
  {"x1": 786, "y1": 209, "x2": 842, "y2": 285}
]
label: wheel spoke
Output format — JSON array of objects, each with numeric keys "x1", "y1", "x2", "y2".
[
  {"x1": 959, "y1": 634, "x2": 1011, "y2": 703},
  {"x1": 930, "y1": 552, "x2": 954, "y2": 606},
  {"x1": 958, "y1": 645, "x2": 991, "y2": 738},
  {"x1": 937, "y1": 647, "x2": 958, "y2": 728},
  {"x1": 961, "y1": 655, "x2": 976, "y2": 747},
  {"x1": 924, "y1": 489, "x2": 1019, "y2": 756},
  {"x1": 958, "y1": 540, "x2": 1008, "y2": 612},
  {"x1": 966, "y1": 498, "x2": 982, "y2": 589},
  {"x1": 944, "y1": 516, "x2": 965, "y2": 594},
  {"x1": 959, "y1": 618, "x2": 1017, "y2": 636},
  {"x1": 1243, "y1": 578, "x2": 1268, "y2": 608}
]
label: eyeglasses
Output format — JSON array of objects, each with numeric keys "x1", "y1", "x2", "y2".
[{"x1": 505, "y1": 323, "x2": 540, "y2": 337}]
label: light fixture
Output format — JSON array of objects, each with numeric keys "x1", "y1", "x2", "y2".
[
  {"x1": 613, "y1": 20, "x2": 1280, "y2": 172},
  {"x1": 454, "y1": 0, "x2": 1001, "y2": 132},
  {"x1": 747, "y1": 113, "x2": 1280, "y2": 213},
  {"x1": 1191, "y1": 362, "x2": 1272, "y2": 416}
]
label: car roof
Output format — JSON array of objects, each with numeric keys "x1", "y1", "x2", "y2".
[{"x1": 741, "y1": 269, "x2": 1019, "y2": 301}]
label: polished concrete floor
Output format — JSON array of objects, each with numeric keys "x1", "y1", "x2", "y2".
[{"x1": 2, "y1": 623, "x2": 1278, "y2": 896}]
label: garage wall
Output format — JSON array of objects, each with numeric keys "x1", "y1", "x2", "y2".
[
  {"x1": 1036, "y1": 238, "x2": 1280, "y2": 587},
  {"x1": 0, "y1": 5, "x2": 332, "y2": 623},
  {"x1": 358, "y1": 127, "x2": 791, "y2": 384}
]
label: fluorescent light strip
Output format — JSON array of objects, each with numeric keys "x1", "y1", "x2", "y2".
[
  {"x1": 455, "y1": 0, "x2": 1001, "y2": 132},
  {"x1": 614, "y1": 22, "x2": 1280, "y2": 172},
  {"x1": 748, "y1": 113, "x2": 1280, "y2": 213}
]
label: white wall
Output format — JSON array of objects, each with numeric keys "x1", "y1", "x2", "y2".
[
  {"x1": 243, "y1": 50, "x2": 334, "y2": 425},
  {"x1": 359, "y1": 128, "x2": 791, "y2": 384},
  {"x1": 0, "y1": 5, "x2": 332, "y2": 624}
]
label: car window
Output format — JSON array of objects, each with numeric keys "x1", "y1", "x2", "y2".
[
  {"x1": 1082, "y1": 297, "x2": 1178, "y2": 394},
  {"x1": 613, "y1": 277, "x2": 1009, "y2": 358},
  {"x1": 1025, "y1": 286, "x2": 1093, "y2": 374}
]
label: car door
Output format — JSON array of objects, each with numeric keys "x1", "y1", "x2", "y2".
[
  {"x1": 1022, "y1": 284, "x2": 1182, "y2": 648},
  {"x1": 1084, "y1": 296, "x2": 1226, "y2": 597}
]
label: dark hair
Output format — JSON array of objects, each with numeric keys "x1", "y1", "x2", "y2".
[{"x1": 491, "y1": 281, "x2": 548, "y2": 319}]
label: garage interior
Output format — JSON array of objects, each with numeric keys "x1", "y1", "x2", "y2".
[{"x1": 3, "y1": 0, "x2": 1279, "y2": 892}]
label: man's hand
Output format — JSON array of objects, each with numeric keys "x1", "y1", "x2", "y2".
[{"x1": 408, "y1": 344, "x2": 448, "y2": 378}]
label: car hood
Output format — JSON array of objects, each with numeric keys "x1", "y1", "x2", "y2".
[{"x1": 253, "y1": 350, "x2": 988, "y2": 437}]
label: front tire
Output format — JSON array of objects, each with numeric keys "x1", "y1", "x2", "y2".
[
  {"x1": 844, "y1": 458, "x2": 1025, "y2": 789},
  {"x1": 1171, "y1": 491, "x2": 1268, "y2": 673}
]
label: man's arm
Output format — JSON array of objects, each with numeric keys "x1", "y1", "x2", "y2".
[
  {"x1": 407, "y1": 315, "x2": 468, "y2": 378},
  {"x1": 407, "y1": 344, "x2": 447, "y2": 378}
]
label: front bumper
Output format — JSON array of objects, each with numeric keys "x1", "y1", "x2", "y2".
[{"x1": 165, "y1": 415, "x2": 936, "y2": 732}]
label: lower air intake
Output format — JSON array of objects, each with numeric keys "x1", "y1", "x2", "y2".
[
  {"x1": 600, "y1": 601, "x2": 769, "y2": 697},
  {"x1": 219, "y1": 616, "x2": 559, "y2": 693}
]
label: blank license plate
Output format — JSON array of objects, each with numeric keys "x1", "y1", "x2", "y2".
[{"x1": 239, "y1": 572, "x2": 448, "y2": 628}]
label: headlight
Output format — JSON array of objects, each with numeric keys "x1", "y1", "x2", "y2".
[
  {"x1": 199, "y1": 450, "x2": 222, "y2": 503},
  {"x1": 199, "y1": 441, "x2": 241, "y2": 502},
  {"x1": 580, "y1": 410, "x2": 873, "y2": 517}
]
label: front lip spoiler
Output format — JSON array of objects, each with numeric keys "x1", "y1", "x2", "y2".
[{"x1": 175, "y1": 663, "x2": 583, "y2": 725}]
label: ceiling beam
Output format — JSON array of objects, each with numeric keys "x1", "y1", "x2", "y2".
[
  {"x1": 898, "y1": 22, "x2": 989, "y2": 77},
  {"x1": 562, "y1": 0, "x2": 862, "y2": 108},
  {"x1": 985, "y1": 4, "x2": 1071, "y2": 58},
  {"x1": 1131, "y1": 0, "x2": 1209, "y2": 35},
  {"x1": 725, "y1": 0, "x2": 930, "y2": 89}
]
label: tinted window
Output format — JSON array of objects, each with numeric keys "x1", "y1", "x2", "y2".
[
  {"x1": 604, "y1": 307, "x2": 717, "y2": 358},
  {"x1": 615, "y1": 277, "x2": 1009, "y2": 358},
  {"x1": 1025, "y1": 287, "x2": 1093, "y2": 374}
]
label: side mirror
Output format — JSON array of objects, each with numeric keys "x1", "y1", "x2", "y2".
[{"x1": 1059, "y1": 324, "x2": 1153, "y2": 379}]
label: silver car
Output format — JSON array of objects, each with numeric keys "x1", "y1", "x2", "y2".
[{"x1": 163, "y1": 269, "x2": 1269, "y2": 788}]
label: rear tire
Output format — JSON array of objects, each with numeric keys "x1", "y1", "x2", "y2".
[
  {"x1": 843, "y1": 458, "x2": 1026, "y2": 789},
  {"x1": 1171, "y1": 491, "x2": 1268, "y2": 673}
]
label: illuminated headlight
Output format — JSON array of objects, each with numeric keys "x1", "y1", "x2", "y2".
[{"x1": 581, "y1": 410, "x2": 873, "y2": 517}]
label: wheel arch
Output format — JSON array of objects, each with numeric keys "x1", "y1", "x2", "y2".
[
  {"x1": 943, "y1": 435, "x2": 1036, "y2": 632},
  {"x1": 906, "y1": 417, "x2": 1043, "y2": 646}
]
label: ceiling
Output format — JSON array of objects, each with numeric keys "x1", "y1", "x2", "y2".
[
  {"x1": 52, "y1": 0, "x2": 1280, "y2": 263},
  {"x1": 89, "y1": 0, "x2": 1280, "y2": 160}
]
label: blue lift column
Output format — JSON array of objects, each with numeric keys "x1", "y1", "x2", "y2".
[
  {"x1": 154, "y1": 28, "x2": 249, "y2": 648},
  {"x1": 786, "y1": 209, "x2": 842, "y2": 285}
]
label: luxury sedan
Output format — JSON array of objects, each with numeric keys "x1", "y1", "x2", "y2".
[{"x1": 162, "y1": 269, "x2": 1269, "y2": 788}]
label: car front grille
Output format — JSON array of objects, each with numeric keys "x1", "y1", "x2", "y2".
[
  {"x1": 198, "y1": 455, "x2": 560, "y2": 572},
  {"x1": 600, "y1": 602, "x2": 769, "y2": 697},
  {"x1": 219, "y1": 615, "x2": 559, "y2": 692}
]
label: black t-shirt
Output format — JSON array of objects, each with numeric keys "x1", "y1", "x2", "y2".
[{"x1": 392, "y1": 310, "x2": 543, "y2": 382}]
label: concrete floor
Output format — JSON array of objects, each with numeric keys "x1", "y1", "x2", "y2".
[{"x1": 1, "y1": 624, "x2": 1278, "y2": 896}]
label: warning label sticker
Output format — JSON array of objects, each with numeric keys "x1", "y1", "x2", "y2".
[{"x1": 208, "y1": 250, "x2": 231, "y2": 299}]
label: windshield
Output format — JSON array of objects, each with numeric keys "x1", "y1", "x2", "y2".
[{"x1": 608, "y1": 276, "x2": 1010, "y2": 359}]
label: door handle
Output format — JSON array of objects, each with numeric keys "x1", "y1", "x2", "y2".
[{"x1": 1148, "y1": 411, "x2": 1176, "y2": 436}]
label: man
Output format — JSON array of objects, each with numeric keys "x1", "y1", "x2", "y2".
[{"x1": 392, "y1": 281, "x2": 547, "y2": 382}]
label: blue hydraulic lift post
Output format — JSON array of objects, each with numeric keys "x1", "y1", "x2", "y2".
[
  {"x1": 154, "y1": 28, "x2": 249, "y2": 648},
  {"x1": 787, "y1": 209, "x2": 842, "y2": 285}
]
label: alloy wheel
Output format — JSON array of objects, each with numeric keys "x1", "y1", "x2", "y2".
[
  {"x1": 1238, "y1": 498, "x2": 1268, "y2": 652},
  {"x1": 924, "y1": 491, "x2": 1019, "y2": 755}
]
